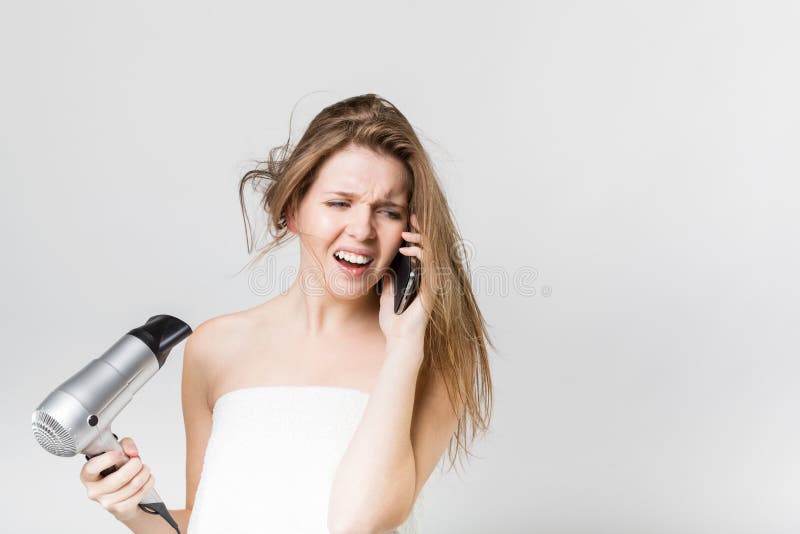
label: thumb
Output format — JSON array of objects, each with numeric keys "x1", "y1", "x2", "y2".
[
  {"x1": 119, "y1": 437, "x2": 139, "y2": 458},
  {"x1": 382, "y1": 272, "x2": 394, "y2": 298}
]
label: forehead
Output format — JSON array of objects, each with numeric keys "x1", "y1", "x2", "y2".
[{"x1": 312, "y1": 145, "x2": 408, "y2": 198}]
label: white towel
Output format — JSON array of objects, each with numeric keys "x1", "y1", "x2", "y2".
[{"x1": 187, "y1": 386, "x2": 423, "y2": 533}]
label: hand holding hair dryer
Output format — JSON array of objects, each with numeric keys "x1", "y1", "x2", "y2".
[{"x1": 31, "y1": 314, "x2": 192, "y2": 533}]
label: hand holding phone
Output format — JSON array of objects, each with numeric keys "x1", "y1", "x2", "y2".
[{"x1": 376, "y1": 223, "x2": 421, "y2": 314}]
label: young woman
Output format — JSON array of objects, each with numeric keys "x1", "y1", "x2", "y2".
[{"x1": 79, "y1": 94, "x2": 493, "y2": 533}]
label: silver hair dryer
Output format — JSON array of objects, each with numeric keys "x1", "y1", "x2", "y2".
[{"x1": 32, "y1": 314, "x2": 192, "y2": 533}]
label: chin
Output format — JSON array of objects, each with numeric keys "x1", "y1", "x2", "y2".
[
  {"x1": 325, "y1": 267, "x2": 382, "y2": 299},
  {"x1": 328, "y1": 285, "x2": 374, "y2": 301}
]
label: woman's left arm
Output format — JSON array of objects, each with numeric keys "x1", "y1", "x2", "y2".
[
  {"x1": 327, "y1": 338, "x2": 425, "y2": 534},
  {"x1": 328, "y1": 214, "x2": 459, "y2": 533}
]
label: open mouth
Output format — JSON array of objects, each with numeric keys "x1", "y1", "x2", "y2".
[
  {"x1": 332, "y1": 250, "x2": 374, "y2": 276},
  {"x1": 332, "y1": 250, "x2": 374, "y2": 267}
]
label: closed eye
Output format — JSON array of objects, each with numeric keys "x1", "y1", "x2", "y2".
[{"x1": 326, "y1": 201, "x2": 401, "y2": 220}]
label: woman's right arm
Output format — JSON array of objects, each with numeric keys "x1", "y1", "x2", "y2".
[{"x1": 80, "y1": 319, "x2": 218, "y2": 533}]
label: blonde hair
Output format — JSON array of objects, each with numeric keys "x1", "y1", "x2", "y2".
[{"x1": 237, "y1": 93, "x2": 494, "y2": 473}]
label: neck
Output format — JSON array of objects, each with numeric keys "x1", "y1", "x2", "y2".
[{"x1": 281, "y1": 277, "x2": 380, "y2": 338}]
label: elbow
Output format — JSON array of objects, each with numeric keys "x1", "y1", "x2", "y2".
[
  {"x1": 328, "y1": 506, "x2": 409, "y2": 534},
  {"x1": 327, "y1": 471, "x2": 415, "y2": 533},
  {"x1": 327, "y1": 516, "x2": 379, "y2": 534}
]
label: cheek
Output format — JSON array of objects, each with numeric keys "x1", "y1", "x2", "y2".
[{"x1": 312, "y1": 212, "x2": 342, "y2": 235}]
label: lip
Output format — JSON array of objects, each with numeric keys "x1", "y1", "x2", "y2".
[
  {"x1": 332, "y1": 254, "x2": 372, "y2": 277},
  {"x1": 332, "y1": 246, "x2": 376, "y2": 258}
]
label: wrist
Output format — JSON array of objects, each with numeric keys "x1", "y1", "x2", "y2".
[
  {"x1": 385, "y1": 336, "x2": 425, "y2": 367},
  {"x1": 386, "y1": 335, "x2": 424, "y2": 352},
  {"x1": 118, "y1": 507, "x2": 149, "y2": 528}
]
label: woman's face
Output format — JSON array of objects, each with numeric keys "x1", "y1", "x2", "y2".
[{"x1": 288, "y1": 144, "x2": 409, "y2": 299}]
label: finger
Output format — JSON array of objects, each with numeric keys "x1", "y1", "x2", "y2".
[
  {"x1": 118, "y1": 437, "x2": 139, "y2": 458},
  {"x1": 81, "y1": 450, "x2": 126, "y2": 483},
  {"x1": 90, "y1": 457, "x2": 144, "y2": 496},
  {"x1": 101, "y1": 465, "x2": 152, "y2": 507},
  {"x1": 381, "y1": 272, "x2": 394, "y2": 298},
  {"x1": 399, "y1": 247, "x2": 423, "y2": 262},
  {"x1": 401, "y1": 231, "x2": 422, "y2": 245},
  {"x1": 130, "y1": 472, "x2": 156, "y2": 505},
  {"x1": 101, "y1": 473, "x2": 156, "y2": 522},
  {"x1": 128, "y1": 473, "x2": 156, "y2": 506}
]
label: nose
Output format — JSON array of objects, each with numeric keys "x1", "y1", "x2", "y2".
[{"x1": 345, "y1": 205, "x2": 376, "y2": 241}]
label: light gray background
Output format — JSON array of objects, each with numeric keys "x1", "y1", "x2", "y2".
[{"x1": 2, "y1": 1, "x2": 798, "y2": 533}]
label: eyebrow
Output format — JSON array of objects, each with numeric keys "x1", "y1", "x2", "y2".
[{"x1": 324, "y1": 190, "x2": 407, "y2": 211}]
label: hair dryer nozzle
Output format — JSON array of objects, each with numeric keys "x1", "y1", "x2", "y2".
[
  {"x1": 127, "y1": 315, "x2": 192, "y2": 368},
  {"x1": 32, "y1": 408, "x2": 77, "y2": 456}
]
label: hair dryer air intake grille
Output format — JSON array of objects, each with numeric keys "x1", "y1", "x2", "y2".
[{"x1": 32, "y1": 410, "x2": 77, "y2": 457}]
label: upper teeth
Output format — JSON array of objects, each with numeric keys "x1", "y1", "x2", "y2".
[{"x1": 335, "y1": 250, "x2": 372, "y2": 264}]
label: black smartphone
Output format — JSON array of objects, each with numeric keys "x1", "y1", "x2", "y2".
[{"x1": 376, "y1": 224, "x2": 421, "y2": 314}]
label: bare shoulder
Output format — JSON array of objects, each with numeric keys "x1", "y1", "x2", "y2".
[
  {"x1": 184, "y1": 308, "x2": 261, "y2": 368},
  {"x1": 183, "y1": 301, "x2": 281, "y2": 400},
  {"x1": 189, "y1": 313, "x2": 245, "y2": 350},
  {"x1": 181, "y1": 315, "x2": 232, "y2": 406},
  {"x1": 180, "y1": 307, "x2": 268, "y2": 512}
]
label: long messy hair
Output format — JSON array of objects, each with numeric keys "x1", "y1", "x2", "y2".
[{"x1": 237, "y1": 93, "x2": 494, "y2": 474}]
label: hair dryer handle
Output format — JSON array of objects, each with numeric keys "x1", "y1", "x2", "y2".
[
  {"x1": 83, "y1": 428, "x2": 125, "y2": 457},
  {"x1": 84, "y1": 430, "x2": 181, "y2": 533}
]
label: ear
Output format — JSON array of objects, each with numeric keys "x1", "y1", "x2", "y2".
[{"x1": 283, "y1": 206, "x2": 297, "y2": 233}]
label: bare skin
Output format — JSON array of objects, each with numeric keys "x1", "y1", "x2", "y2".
[
  {"x1": 207, "y1": 295, "x2": 388, "y2": 404},
  {"x1": 80, "y1": 144, "x2": 431, "y2": 532}
]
